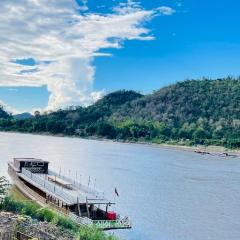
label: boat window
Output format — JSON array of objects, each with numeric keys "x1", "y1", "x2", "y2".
[
  {"x1": 24, "y1": 162, "x2": 31, "y2": 167},
  {"x1": 37, "y1": 162, "x2": 44, "y2": 166}
]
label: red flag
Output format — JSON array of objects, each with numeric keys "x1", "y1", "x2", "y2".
[{"x1": 115, "y1": 187, "x2": 119, "y2": 197}]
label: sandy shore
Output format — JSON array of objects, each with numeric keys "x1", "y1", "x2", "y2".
[{"x1": 155, "y1": 143, "x2": 240, "y2": 155}]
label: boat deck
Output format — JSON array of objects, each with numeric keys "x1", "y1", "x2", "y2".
[{"x1": 15, "y1": 165, "x2": 110, "y2": 205}]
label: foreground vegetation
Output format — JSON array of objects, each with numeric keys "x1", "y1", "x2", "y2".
[
  {"x1": 0, "y1": 196, "x2": 117, "y2": 240},
  {"x1": 0, "y1": 78, "x2": 239, "y2": 148}
]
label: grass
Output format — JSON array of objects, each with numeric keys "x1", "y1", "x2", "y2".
[{"x1": 9, "y1": 185, "x2": 29, "y2": 201}]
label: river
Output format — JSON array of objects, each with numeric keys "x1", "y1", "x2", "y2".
[{"x1": 0, "y1": 132, "x2": 240, "y2": 240}]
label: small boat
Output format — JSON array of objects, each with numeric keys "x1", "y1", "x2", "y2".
[
  {"x1": 194, "y1": 150, "x2": 210, "y2": 155},
  {"x1": 217, "y1": 152, "x2": 238, "y2": 158},
  {"x1": 8, "y1": 158, "x2": 132, "y2": 230}
]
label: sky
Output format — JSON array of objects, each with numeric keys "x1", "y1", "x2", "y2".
[{"x1": 0, "y1": 0, "x2": 239, "y2": 113}]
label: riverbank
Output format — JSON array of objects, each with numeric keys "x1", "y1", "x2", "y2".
[{"x1": 1, "y1": 130, "x2": 239, "y2": 156}]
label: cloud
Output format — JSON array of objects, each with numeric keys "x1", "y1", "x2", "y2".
[
  {"x1": 7, "y1": 88, "x2": 19, "y2": 92},
  {"x1": 157, "y1": 6, "x2": 176, "y2": 16},
  {"x1": 0, "y1": 100, "x2": 20, "y2": 114},
  {"x1": 0, "y1": 0, "x2": 172, "y2": 111}
]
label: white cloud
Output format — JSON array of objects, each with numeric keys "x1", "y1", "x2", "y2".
[
  {"x1": 157, "y1": 6, "x2": 176, "y2": 16},
  {"x1": 7, "y1": 88, "x2": 19, "y2": 92},
  {"x1": 0, "y1": 0, "x2": 172, "y2": 111},
  {"x1": 0, "y1": 100, "x2": 20, "y2": 114}
]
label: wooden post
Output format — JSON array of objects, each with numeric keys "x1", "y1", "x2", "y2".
[
  {"x1": 86, "y1": 198, "x2": 90, "y2": 218},
  {"x1": 88, "y1": 176, "x2": 91, "y2": 187},
  {"x1": 75, "y1": 171, "x2": 77, "y2": 185},
  {"x1": 66, "y1": 205, "x2": 69, "y2": 213},
  {"x1": 77, "y1": 197, "x2": 81, "y2": 217},
  {"x1": 94, "y1": 178, "x2": 96, "y2": 189},
  {"x1": 54, "y1": 176, "x2": 56, "y2": 193},
  {"x1": 106, "y1": 204, "x2": 108, "y2": 213}
]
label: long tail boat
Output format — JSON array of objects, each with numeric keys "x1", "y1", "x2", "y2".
[{"x1": 8, "y1": 158, "x2": 132, "y2": 230}]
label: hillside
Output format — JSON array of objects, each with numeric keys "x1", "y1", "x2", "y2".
[
  {"x1": 0, "y1": 106, "x2": 10, "y2": 119},
  {"x1": 110, "y1": 78, "x2": 240, "y2": 147},
  {"x1": 113, "y1": 78, "x2": 240, "y2": 123},
  {"x1": 0, "y1": 78, "x2": 239, "y2": 148}
]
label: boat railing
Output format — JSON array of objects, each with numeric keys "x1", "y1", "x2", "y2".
[
  {"x1": 21, "y1": 168, "x2": 76, "y2": 204},
  {"x1": 48, "y1": 169, "x2": 105, "y2": 199},
  {"x1": 69, "y1": 212, "x2": 93, "y2": 225},
  {"x1": 69, "y1": 212, "x2": 132, "y2": 229},
  {"x1": 92, "y1": 216, "x2": 132, "y2": 229}
]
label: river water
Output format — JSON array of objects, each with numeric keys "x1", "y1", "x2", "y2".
[{"x1": 0, "y1": 132, "x2": 240, "y2": 240}]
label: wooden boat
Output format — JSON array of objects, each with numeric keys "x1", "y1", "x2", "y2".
[{"x1": 8, "y1": 158, "x2": 132, "y2": 230}]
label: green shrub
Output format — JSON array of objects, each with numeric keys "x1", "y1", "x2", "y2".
[
  {"x1": 1, "y1": 196, "x2": 25, "y2": 212},
  {"x1": 37, "y1": 208, "x2": 55, "y2": 222},
  {"x1": 20, "y1": 201, "x2": 39, "y2": 218},
  {"x1": 55, "y1": 215, "x2": 78, "y2": 232},
  {"x1": 78, "y1": 226, "x2": 117, "y2": 240}
]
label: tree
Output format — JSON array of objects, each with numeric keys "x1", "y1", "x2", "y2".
[
  {"x1": 0, "y1": 176, "x2": 9, "y2": 202},
  {"x1": 34, "y1": 110, "x2": 41, "y2": 117}
]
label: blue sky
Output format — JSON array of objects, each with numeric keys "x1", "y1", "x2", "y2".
[
  {"x1": 94, "y1": 0, "x2": 240, "y2": 91},
  {"x1": 0, "y1": 0, "x2": 239, "y2": 113}
]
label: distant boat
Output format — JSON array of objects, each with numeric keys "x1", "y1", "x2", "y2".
[
  {"x1": 8, "y1": 158, "x2": 131, "y2": 230},
  {"x1": 218, "y1": 152, "x2": 238, "y2": 158},
  {"x1": 194, "y1": 150, "x2": 210, "y2": 155},
  {"x1": 194, "y1": 150, "x2": 239, "y2": 158}
]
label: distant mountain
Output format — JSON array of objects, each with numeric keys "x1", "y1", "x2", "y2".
[
  {"x1": 0, "y1": 78, "x2": 239, "y2": 148},
  {"x1": 13, "y1": 112, "x2": 33, "y2": 120}
]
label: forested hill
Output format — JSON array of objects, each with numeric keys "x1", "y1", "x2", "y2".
[
  {"x1": 0, "y1": 78, "x2": 239, "y2": 148},
  {"x1": 0, "y1": 106, "x2": 10, "y2": 119},
  {"x1": 112, "y1": 78, "x2": 240, "y2": 125}
]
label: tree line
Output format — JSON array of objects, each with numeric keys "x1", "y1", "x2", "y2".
[{"x1": 0, "y1": 78, "x2": 239, "y2": 148}]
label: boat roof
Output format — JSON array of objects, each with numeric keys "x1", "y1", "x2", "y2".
[{"x1": 14, "y1": 158, "x2": 49, "y2": 163}]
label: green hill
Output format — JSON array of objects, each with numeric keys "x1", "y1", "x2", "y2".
[
  {"x1": 0, "y1": 106, "x2": 11, "y2": 119},
  {"x1": 113, "y1": 78, "x2": 240, "y2": 123},
  {"x1": 0, "y1": 78, "x2": 239, "y2": 148},
  {"x1": 109, "y1": 78, "x2": 240, "y2": 147}
]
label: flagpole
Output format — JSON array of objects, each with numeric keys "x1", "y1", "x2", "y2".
[
  {"x1": 113, "y1": 194, "x2": 116, "y2": 212},
  {"x1": 114, "y1": 187, "x2": 118, "y2": 212}
]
